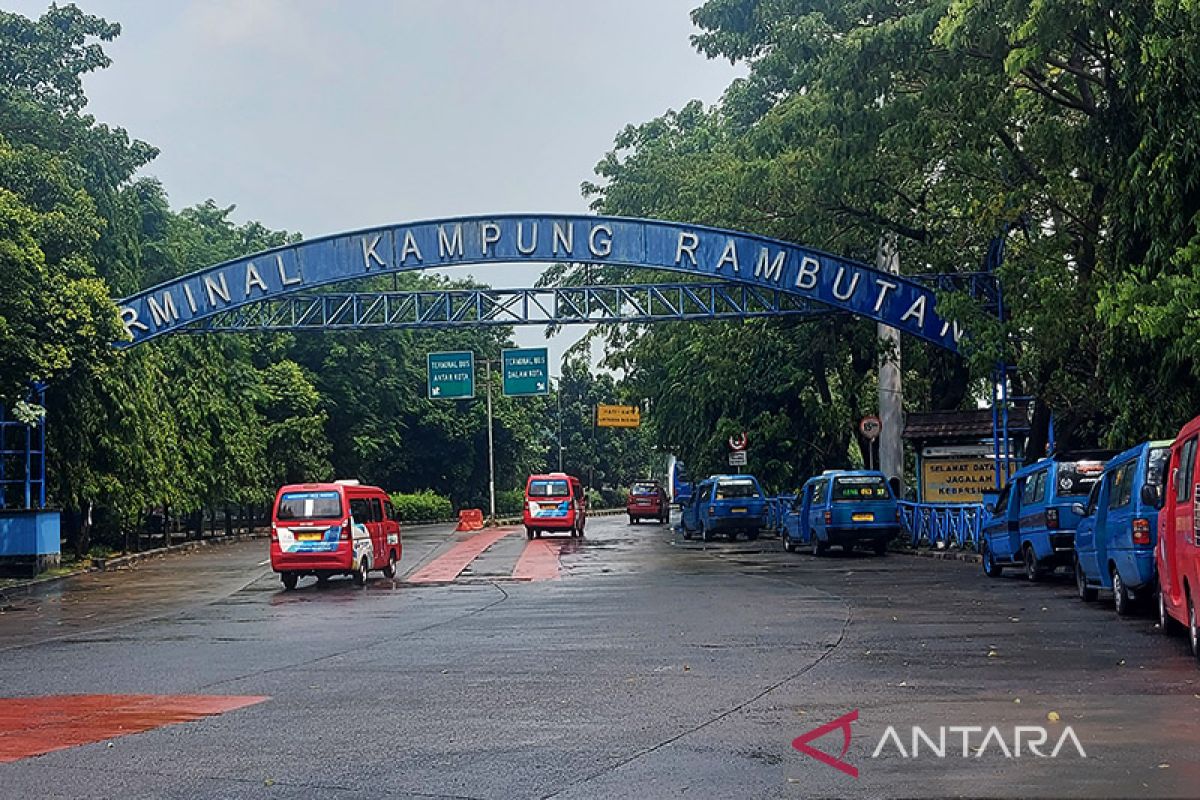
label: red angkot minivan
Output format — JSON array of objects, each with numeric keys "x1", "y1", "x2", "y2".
[
  {"x1": 523, "y1": 473, "x2": 587, "y2": 540},
  {"x1": 270, "y1": 481, "x2": 401, "y2": 590},
  {"x1": 1156, "y1": 414, "x2": 1200, "y2": 662}
]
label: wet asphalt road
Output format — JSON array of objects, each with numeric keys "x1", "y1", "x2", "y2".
[{"x1": 1, "y1": 515, "x2": 1199, "y2": 799}]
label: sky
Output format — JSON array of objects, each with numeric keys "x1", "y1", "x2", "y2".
[{"x1": 10, "y1": 0, "x2": 743, "y2": 374}]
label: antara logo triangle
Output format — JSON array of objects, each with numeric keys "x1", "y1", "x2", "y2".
[{"x1": 791, "y1": 709, "x2": 859, "y2": 778}]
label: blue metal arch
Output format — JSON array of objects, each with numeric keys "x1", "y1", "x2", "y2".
[{"x1": 116, "y1": 214, "x2": 982, "y2": 352}]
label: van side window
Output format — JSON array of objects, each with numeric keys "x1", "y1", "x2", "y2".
[
  {"x1": 370, "y1": 497, "x2": 384, "y2": 522},
  {"x1": 1108, "y1": 463, "x2": 1133, "y2": 509},
  {"x1": 812, "y1": 481, "x2": 827, "y2": 504},
  {"x1": 1177, "y1": 439, "x2": 1197, "y2": 503},
  {"x1": 993, "y1": 485, "x2": 1010, "y2": 514},
  {"x1": 385, "y1": 501, "x2": 397, "y2": 520},
  {"x1": 1084, "y1": 480, "x2": 1101, "y2": 516},
  {"x1": 1021, "y1": 471, "x2": 1045, "y2": 505},
  {"x1": 349, "y1": 497, "x2": 371, "y2": 522}
]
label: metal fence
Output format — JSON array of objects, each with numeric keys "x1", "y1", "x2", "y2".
[{"x1": 898, "y1": 501, "x2": 985, "y2": 549}]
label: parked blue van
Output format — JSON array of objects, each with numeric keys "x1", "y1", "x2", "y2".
[
  {"x1": 1072, "y1": 441, "x2": 1171, "y2": 614},
  {"x1": 680, "y1": 474, "x2": 767, "y2": 541},
  {"x1": 782, "y1": 470, "x2": 899, "y2": 556},
  {"x1": 981, "y1": 453, "x2": 1112, "y2": 581}
]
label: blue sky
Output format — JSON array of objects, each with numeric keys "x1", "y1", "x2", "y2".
[{"x1": 10, "y1": 1, "x2": 743, "y2": 371}]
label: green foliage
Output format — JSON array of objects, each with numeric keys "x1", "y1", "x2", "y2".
[
  {"x1": 555, "y1": 0, "x2": 1200, "y2": 478},
  {"x1": 389, "y1": 490, "x2": 454, "y2": 522},
  {"x1": 495, "y1": 488, "x2": 525, "y2": 516}
]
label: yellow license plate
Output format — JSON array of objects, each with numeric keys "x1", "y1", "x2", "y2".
[
  {"x1": 852, "y1": 513, "x2": 874, "y2": 522},
  {"x1": 296, "y1": 532, "x2": 322, "y2": 541},
  {"x1": 731, "y1": 507, "x2": 747, "y2": 513}
]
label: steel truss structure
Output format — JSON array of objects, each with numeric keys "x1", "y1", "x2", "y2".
[{"x1": 185, "y1": 273, "x2": 999, "y2": 334}]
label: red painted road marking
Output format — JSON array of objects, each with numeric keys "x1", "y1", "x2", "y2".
[
  {"x1": 0, "y1": 694, "x2": 268, "y2": 763},
  {"x1": 511, "y1": 538, "x2": 562, "y2": 582},
  {"x1": 407, "y1": 527, "x2": 515, "y2": 583}
]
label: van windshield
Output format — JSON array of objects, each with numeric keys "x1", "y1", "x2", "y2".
[
  {"x1": 529, "y1": 480, "x2": 570, "y2": 498},
  {"x1": 631, "y1": 483, "x2": 659, "y2": 495},
  {"x1": 715, "y1": 480, "x2": 760, "y2": 499},
  {"x1": 1056, "y1": 462, "x2": 1105, "y2": 496},
  {"x1": 832, "y1": 476, "x2": 890, "y2": 501},
  {"x1": 276, "y1": 491, "x2": 343, "y2": 521}
]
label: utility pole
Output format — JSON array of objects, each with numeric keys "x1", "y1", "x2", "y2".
[
  {"x1": 876, "y1": 233, "x2": 904, "y2": 494},
  {"x1": 557, "y1": 378, "x2": 564, "y2": 471},
  {"x1": 485, "y1": 359, "x2": 496, "y2": 523}
]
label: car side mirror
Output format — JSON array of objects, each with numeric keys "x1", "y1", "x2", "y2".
[
  {"x1": 1071, "y1": 502, "x2": 1087, "y2": 517},
  {"x1": 1141, "y1": 484, "x2": 1161, "y2": 508}
]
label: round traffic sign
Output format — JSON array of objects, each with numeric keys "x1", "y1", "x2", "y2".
[
  {"x1": 859, "y1": 416, "x2": 882, "y2": 440},
  {"x1": 728, "y1": 432, "x2": 748, "y2": 451}
]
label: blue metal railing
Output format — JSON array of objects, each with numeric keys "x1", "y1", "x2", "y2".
[
  {"x1": 765, "y1": 495, "x2": 795, "y2": 534},
  {"x1": 0, "y1": 384, "x2": 47, "y2": 510},
  {"x1": 898, "y1": 501, "x2": 985, "y2": 549}
]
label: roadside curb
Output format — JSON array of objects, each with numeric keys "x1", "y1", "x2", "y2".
[
  {"x1": 491, "y1": 507, "x2": 627, "y2": 527},
  {"x1": 0, "y1": 530, "x2": 268, "y2": 603},
  {"x1": 891, "y1": 546, "x2": 982, "y2": 564}
]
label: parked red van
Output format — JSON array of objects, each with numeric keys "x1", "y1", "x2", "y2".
[
  {"x1": 627, "y1": 480, "x2": 669, "y2": 524},
  {"x1": 270, "y1": 480, "x2": 402, "y2": 590},
  {"x1": 524, "y1": 473, "x2": 587, "y2": 540},
  {"x1": 1157, "y1": 415, "x2": 1200, "y2": 661}
]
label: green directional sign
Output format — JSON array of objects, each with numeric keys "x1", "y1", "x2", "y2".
[
  {"x1": 428, "y1": 351, "x2": 475, "y2": 399},
  {"x1": 502, "y1": 347, "x2": 549, "y2": 397}
]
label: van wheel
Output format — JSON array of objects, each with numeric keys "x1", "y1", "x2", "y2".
[
  {"x1": 1158, "y1": 583, "x2": 1178, "y2": 634},
  {"x1": 382, "y1": 552, "x2": 397, "y2": 579},
  {"x1": 1075, "y1": 556, "x2": 1096, "y2": 601},
  {"x1": 281, "y1": 572, "x2": 298, "y2": 591},
  {"x1": 681, "y1": 523, "x2": 692, "y2": 540},
  {"x1": 353, "y1": 558, "x2": 368, "y2": 586},
  {"x1": 982, "y1": 543, "x2": 1004, "y2": 578},
  {"x1": 1189, "y1": 592, "x2": 1199, "y2": 661},
  {"x1": 811, "y1": 535, "x2": 827, "y2": 557},
  {"x1": 1112, "y1": 567, "x2": 1132, "y2": 616},
  {"x1": 701, "y1": 526, "x2": 712, "y2": 543},
  {"x1": 782, "y1": 536, "x2": 794, "y2": 553},
  {"x1": 1023, "y1": 545, "x2": 1042, "y2": 582}
]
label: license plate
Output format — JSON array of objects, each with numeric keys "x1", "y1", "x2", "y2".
[
  {"x1": 852, "y1": 513, "x2": 874, "y2": 522},
  {"x1": 296, "y1": 532, "x2": 322, "y2": 541},
  {"x1": 731, "y1": 507, "x2": 747, "y2": 514},
  {"x1": 540, "y1": 503, "x2": 559, "y2": 511}
]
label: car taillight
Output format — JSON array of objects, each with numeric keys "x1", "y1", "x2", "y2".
[
  {"x1": 708, "y1": 506, "x2": 715, "y2": 516},
  {"x1": 824, "y1": 510, "x2": 832, "y2": 525},
  {"x1": 895, "y1": 507, "x2": 902, "y2": 522},
  {"x1": 339, "y1": 521, "x2": 351, "y2": 541},
  {"x1": 1046, "y1": 508, "x2": 1059, "y2": 529},
  {"x1": 270, "y1": 524, "x2": 278, "y2": 543},
  {"x1": 1133, "y1": 518, "x2": 1151, "y2": 545}
]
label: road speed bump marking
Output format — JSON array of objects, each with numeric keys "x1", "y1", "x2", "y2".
[
  {"x1": 0, "y1": 694, "x2": 268, "y2": 763},
  {"x1": 511, "y1": 539, "x2": 563, "y2": 582},
  {"x1": 407, "y1": 527, "x2": 515, "y2": 583}
]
